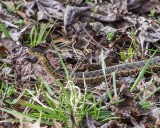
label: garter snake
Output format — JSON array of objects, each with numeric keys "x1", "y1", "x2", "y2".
[{"x1": 27, "y1": 48, "x2": 160, "y2": 84}]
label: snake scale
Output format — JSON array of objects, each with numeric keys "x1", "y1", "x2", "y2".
[{"x1": 27, "y1": 48, "x2": 160, "y2": 84}]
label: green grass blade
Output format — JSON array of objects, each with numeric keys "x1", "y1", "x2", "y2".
[
  {"x1": 112, "y1": 72, "x2": 117, "y2": 97},
  {"x1": 37, "y1": 23, "x2": 44, "y2": 45},
  {"x1": 43, "y1": 20, "x2": 58, "y2": 40},
  {"x1": 0, "y1": 108, "x2": 53, "y2": 125},
  {"x1": 130, "y1": 50, "x2": 157, "y2": 92},
  {"x1": 21, "y1": 102, "x2": 67, "y2": 121},
  {"x1": 53, "y1": 44, "x2": 71, "y2": 81},
  {"x1": 101, "y1": 49, "x2": 112, "y2": 101},
  {"x1": 140, "y1": 86, "x2": 160, "y2": 103},
  {"x1": 0, "y1": 108, "x2": 37, "y2": 121},
  {"x1": 42, "y1": 80, "x2": 54, "y2": 95},
  {"x1": 139, "y1": 101, "x2": 152, "y2": 109},
  {"x1": 33, "y1": 26, "x2": 38, "y2": 46},
  {"x1": 134, "y1": 81, "x2": 155, "y2": 100},
  {"x1": 56, "y1": 80, "x2": 71, "y2": 106},
  {"x1": 0, "y1": 22, "x2": 10, "y2": 38},
  {"x1": 130, "y1": 27, "x2": 138, "y2": 57}
]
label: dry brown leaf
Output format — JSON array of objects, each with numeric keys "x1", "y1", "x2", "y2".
[
  {"x1": 128, "y1": 0, "x2": 160, "y2": 14},
  {"x1": 22, "y1": 113, "x2": 47, "y2": 128},
  {"x1": 51, "y1": 121, "x2": 62, "y2": 128},
  {"x1": 88, "y1": 0, "x2": 128, "y2": 22},
  {"x1": 1, "y1": 1, "x2": 16, "y2": 10},
  {"x1": 0, "y1": 38, "x2": 19, "y2": 53},
  {"x1": 0, "y1": 46, "x2": 7, "y2": 54},
  {"x1": 62, "y1": 0, "x2": 83, "y2": 5},
  {"x1": 136, "y1": 16, "x2": 160, "y2": 54},
  {"x1": 100, "y1": 120, "x2": 125, "y2": 128},
  {"x1": 24, "y1": 0, "x2": 64, "y2": 21},
  {"x1": 110, "y1": 84, "x2": 147, "y2": 127},
  {"x1": 86, "y1": 114, "x2": 100, "y2": 128},
  {"x1": 64, "y1": 6, "x2": 90, "y2": 26}
]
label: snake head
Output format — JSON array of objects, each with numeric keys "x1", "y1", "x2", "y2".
[{"x1": 27, "y1": 47, "x2": 45, "y2": 58}]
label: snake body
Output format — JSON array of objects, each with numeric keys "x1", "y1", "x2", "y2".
[{"x1": 27, "y1": 48, "x2": 160, "y2": 84}]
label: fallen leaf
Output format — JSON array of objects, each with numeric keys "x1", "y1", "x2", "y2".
[{"x1": 51, "y1": 121, "x2": 62, "y2": 128}]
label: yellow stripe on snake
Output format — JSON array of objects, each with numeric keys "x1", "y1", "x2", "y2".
[{"x1": 27, "y1": 48, "x2": 160, "y2": 84}]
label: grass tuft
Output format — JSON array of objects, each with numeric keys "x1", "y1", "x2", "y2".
[{"x1": 29, "y1": 21, "x2": 57, "y2": 46}]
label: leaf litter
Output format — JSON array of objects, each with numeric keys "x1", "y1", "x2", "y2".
[{"x1": 0, "y1": 0, "x2": 160, "y2": 127}]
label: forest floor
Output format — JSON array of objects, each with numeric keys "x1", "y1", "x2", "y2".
[{"x1": 0, "y1": 0, "x2": 160, "y2": 128}]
